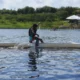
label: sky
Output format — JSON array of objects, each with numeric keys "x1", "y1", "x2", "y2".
[{"x1": 0, "y1": 0, "x2": 80, "y2": 10}]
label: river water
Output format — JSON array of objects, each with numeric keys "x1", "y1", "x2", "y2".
[{"x1": 0, "y1": 29, "x2": 80, "y2": 80}]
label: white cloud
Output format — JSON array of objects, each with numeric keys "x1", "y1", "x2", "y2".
[
  {"x1": 53, "y1": 0, "x2": 80, "y2": 8},
  {"x1": 0, "y1": 0, "x2": 80, "y2": 10}
]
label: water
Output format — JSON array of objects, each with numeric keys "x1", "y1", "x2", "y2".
[{"x1": 0, "y1": 29, "x2": 80, "y2": 80}]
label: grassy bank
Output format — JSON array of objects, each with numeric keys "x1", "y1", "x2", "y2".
[{"x1": 0, "y1": 20, "x2": 70, "y2": 29}]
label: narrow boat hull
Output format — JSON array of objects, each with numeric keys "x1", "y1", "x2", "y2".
[
  {"x1": 0, "y1": 43, "x2": 80, "y2": 49},
  {"x1": 18, "y1": 43, "x2": 80, "y2": 49}
]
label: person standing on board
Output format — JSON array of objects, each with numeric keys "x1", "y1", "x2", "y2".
[{"x1": 28, "y1": 24, "x2": 44, "y2": 46}]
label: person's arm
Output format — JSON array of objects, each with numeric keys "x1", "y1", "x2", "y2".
[
  {"x1": 29, "y1": 28, "x2": 38, "y2": 37},
  {"x1": 29, "y1": 28, "x2": 34, "y2": 36}
]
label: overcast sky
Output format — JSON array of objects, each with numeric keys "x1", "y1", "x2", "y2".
[{"x1": 0, "y1": 0, "x2": 80, "y2": 10}]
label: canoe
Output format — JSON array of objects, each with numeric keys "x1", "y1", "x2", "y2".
[
  {"x1": 0, "y1": 43, "x2": 18, "y2": 48},
  {"x1": 18, "y1": 43, "x2": 80, "y2": 49},
  {"x1": 0, "y1": 43, "x2": 80, "y2": 49}
]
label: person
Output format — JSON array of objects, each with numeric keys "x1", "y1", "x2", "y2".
[{"x1": 28, "y1": 24, "x2": 44, "y2": 46}]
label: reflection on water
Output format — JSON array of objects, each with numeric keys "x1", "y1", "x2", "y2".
[
  {"x1": 0, "y1": 48, "x2": 80, "y2": 80},
  {"x1": 28, "y1": 46, "x2": 43, "y2": 71},
  {"x1": 28, "y1": 51, "x2": 37, "y2": 71}
]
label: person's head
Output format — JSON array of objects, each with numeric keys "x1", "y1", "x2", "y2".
[
  {"x1": 33, "y1": 24, "x2": 38, "y2": 27},
  {"x1": 32, "y1": 24, "x2": 38, "y2": 29}
]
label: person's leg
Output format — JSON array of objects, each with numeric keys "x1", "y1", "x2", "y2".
[
  {"x1": 29, "y1": 37, "x2": 39, "y2": 46},
  {"x1": 35, "y1": 37, "x2": 44, "y2": 44},
  {"x1": 35, "y1": 37, "x2": 39, "y2": 46},
  {"x1": 37, "y1": 37, "x2": 44, "y2": 43},
  {"x1": 39, "y1": 38, "x2": 44, "y2": 43}
]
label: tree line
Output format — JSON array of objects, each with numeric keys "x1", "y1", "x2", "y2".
[{"x1": 0, "y1": 6, "x2": 80, "y2": 22}]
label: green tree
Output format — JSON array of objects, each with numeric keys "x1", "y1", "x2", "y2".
[
  {"x1": 17, "y1": 6, "x2": 35, "y2": 14},
  {"x1": 36, "y1": 6, "x2": 57, "y2": 13}
]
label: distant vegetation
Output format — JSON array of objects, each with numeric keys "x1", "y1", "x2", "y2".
[{"x1": 0, "y1": 6, "x2": 80, "y2": 29}]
